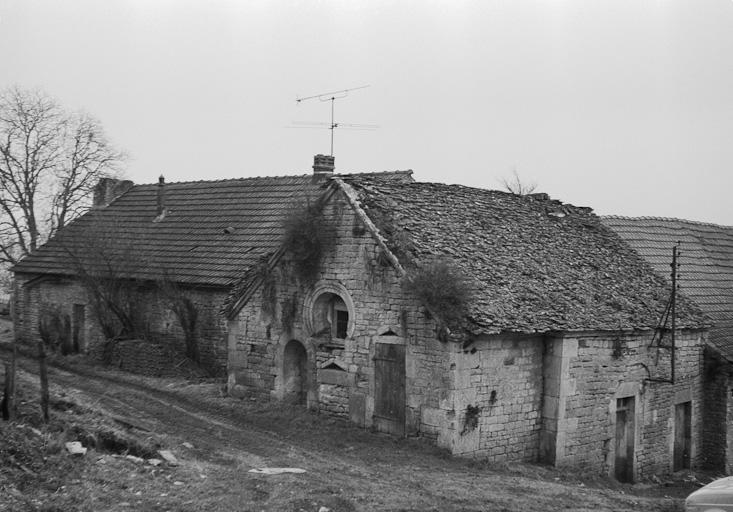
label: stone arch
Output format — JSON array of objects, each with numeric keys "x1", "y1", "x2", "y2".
[
  {"x1": 282, "y1": 339, "x2": 308, "y2": 405},
  {"x1": 303, "y1": 281, "x2": 355, "y2": 339}
]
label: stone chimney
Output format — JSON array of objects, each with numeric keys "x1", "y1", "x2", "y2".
[
  {"x1": 92, "y1": 177, "x2": 134, "y2": 208},
  {"x1": 312, "y1": 154, "x2": 335, "y2": 177},
  {"x1": 157, "y1": 175, "x2": 165, "y2": 216}
]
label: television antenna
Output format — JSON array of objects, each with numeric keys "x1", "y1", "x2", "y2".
[{"x1": 294, "y1": 85, "x2": 377, "y2": 156}]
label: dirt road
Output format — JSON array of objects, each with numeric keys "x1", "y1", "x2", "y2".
[{"x1": 0, "y1": 319, "x2": 688, "y2": 511}]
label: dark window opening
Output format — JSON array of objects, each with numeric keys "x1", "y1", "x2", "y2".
[
  {"x1": 312, "y1": 292, "x2": 351, "y2": 342},
  {"x1": 335, "y1": 309, "x2": 349, "y2": 339}
]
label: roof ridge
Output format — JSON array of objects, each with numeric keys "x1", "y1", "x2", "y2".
[
  {"x1": 357, "y1": 178, "x2": 597, "y2": 212},
  {"x1": 135, "y1": 173, "x2": 315, "y2": 187},
  {"x1": 602, "y1": 215, "x2": 733, "y2": 229},
  {"x1": 133, "y1": 170, "x2": 414, "y2": 187},
  {"x1": 336, "y1": 169, "x2": 413, "y2": 176}
]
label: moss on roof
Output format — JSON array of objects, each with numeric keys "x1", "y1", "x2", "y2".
[{"x1": 342, "y1": 176, "x2": 707, "y2": 334}]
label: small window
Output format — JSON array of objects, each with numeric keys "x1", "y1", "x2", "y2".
[
  {"x1": 329, "y1": 295, "x2": 349, "y2": 340},
  {"x1": 311, "y1": 292, "x2": 350, "y2": 341},
  {"x1": 334, "y1": 308, "x2": 349, "y2": 340}
]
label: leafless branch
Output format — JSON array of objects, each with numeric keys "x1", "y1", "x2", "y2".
[
  {"x1": 0, "y1": 86, "x2": 125, "y2": 265},
  {"x1": 500, "y1": 168, "x2": 537, "y2": 196}
]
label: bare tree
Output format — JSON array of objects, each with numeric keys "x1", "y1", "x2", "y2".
[
  {"x1": 62, "y1": 214, "x2": 151, "y2": 341},
  {"x1": 63, "y1": 218, "x2": 203, "y2": 367},
  {"x1": 0, "y1": 86, "x2": 125, "y2": 266},
  {"x1": 158, "y1": 274, "x2": 200, "y2": 363},
  {"x1": 500, "y1": 168, "x2": 537, "y2": 196}
]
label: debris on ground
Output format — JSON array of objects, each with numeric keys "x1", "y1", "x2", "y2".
[
  {"x1": 65, "y1": 441, "x2": 87, "y2": 456},
  {"x1": 158, "y1": 450, "x2": 179, "y2": 466},
  {"x1": 248, "y1": 467, "x2": 307, "y2": 475}
]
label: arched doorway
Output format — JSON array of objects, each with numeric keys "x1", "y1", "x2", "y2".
[{"x1": 283, "y1": 340, "x2": 308, "y2": 405}]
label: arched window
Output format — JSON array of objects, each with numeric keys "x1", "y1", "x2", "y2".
[
  {"x1": 312, "y1": 293, "x2": 349, "y2": 340},
  {"x1": 303, "y1": 282, "x2": 355, "y2": 341}
]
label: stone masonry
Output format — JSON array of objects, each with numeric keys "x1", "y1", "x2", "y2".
[
  {"x1": 227, "y1": 185, "x2": 706, "y2": 479},
  {"x1": 228, "y1": 189, "x2": 449, "y2": 435},
  {"x1": 13, "y1": 274, "x2": 229, "y2": 375}
]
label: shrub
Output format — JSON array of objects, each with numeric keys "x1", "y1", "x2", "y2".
[
  {"x1": 282, "y1": 200, "x2": 336, "y2": 283},
  {"x1": 403, "y1": 259, "x2": 472, "y2": 334}
]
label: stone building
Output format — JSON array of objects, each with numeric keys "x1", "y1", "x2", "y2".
[
  {"x1": 11, "y1": 167, "x2": 331, "y2": 375},
  {"x1": 603, "y1": 216, "x2": 733, "y2": 473},
  {"x1": 225, "y1": 170, "x2": 707, "y2": 481},
  {"x1": 12, "y1": 157, "x2": 709, "y2": 480}
]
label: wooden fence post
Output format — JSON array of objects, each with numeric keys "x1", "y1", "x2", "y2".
[
  {"x1": 3, "y1": 344, "x2": 17, "y2": 421},
  {"x1": 38, "y1": 341, "x2": 49, "y2": 423}
]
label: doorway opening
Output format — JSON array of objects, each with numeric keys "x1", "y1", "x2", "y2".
[
  {"x1": 674, "y1": 401, "x2": 692, "y2": 471},
  {"x1": 615, "y1": 396, "x2": 635, "y2": 482},
  {"x1": 283, "y1": 340, "x2": 308, "y2": 405}
]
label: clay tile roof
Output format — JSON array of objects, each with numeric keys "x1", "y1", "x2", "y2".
[
  {"x1": 342, "y1": 176, "x2": 707, "y2": 334},
  {"x1": 602, "y1": 216, "x2": 733, "y2": 358},
  {"x1": 12, "y1": 175, "x2": 331, "y2": 287},
  {"x1": 12, "y1": 171, "x2": 416, "y2": 288}
]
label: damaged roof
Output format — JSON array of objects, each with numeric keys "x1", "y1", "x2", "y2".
[
  {"x1": 602, "y1": 216, "x2": 733, "y2": 358},
  {"x1": 341, "y1": 175, "x2": 707, "y2": 334},
  {"x1": 15, "y1": 168, "x2": 708, "y2": 335}
]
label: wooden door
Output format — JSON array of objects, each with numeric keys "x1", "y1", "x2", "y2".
[
  {"x1": 373, "y1": 343, "x2": 405, "y2": 436},
  {"x1": 615, "y1": 397, "x2": 635, "y2": 482},
  {"x1": 674, "y1": 401, "x2": 692, "y2": 471}
]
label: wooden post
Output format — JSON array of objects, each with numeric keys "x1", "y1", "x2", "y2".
[
  {"x1": 3, "y1": 362, "x2": 14, "y2": 421},
  {"x1": 38, "y1": 341, "x2": 49, "y2": 423},
  {"x1": 3, "y1": 341, "x2": 17, "y2": 421}
]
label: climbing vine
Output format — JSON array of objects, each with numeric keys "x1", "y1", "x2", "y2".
[
  {"x1": 280, "y1": 293, "x2": 299, "y2": 333},
  {"x1": 282, "y1": 200, "x2": 336, "y2": 283},
  {"x1": 256, "y1": 261, "x2": 278, "y2": 320}
]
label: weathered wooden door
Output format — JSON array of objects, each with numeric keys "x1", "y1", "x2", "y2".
[
  {"x1": 674, "y1": 401, "x2": 692, "y2": 471},
  {"x1": 373, "y1": 343, "x2": 405, "y2": 436},
  {"x1": 615, "y1": 397, "x2": 635, "y2": 482}
]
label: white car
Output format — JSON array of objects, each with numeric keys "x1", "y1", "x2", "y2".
[{"x1": 686, "y1": 476, "x2": 733, "y2": 511}]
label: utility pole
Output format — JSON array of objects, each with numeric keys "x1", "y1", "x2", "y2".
[{"x1": 670, "y1": 242, "x2": 680, "y2": 384}]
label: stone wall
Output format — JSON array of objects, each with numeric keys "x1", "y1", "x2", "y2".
[
  {"x1": 228, "y1": 189, "x2": 450, "y2": 435},
  {"x1": 702, "y1": 347, "x2": 733, "y2": 473},
  {"x1": 421, "y1": 334, "x2": 544, "y2": 462},
  {"x1": 226, "y1": 188, "x2": 707, "y2": 477},
  {"x1": 13, "y1": 273, "x2": 229, "y2": 375},
  {"x1": 547, "y1": 330, "x2": 704, "y2": 479},
  {"x1": 104, "y1": 339, "x2": 180, "y2": 377}
]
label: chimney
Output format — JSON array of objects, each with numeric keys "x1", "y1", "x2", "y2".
[
  {"x1": 156, "y1": 175, "x2": 165, "y2": 216},
  {"x1": 312, "y1": 154, "x2": 335, "y2": 177},
  {"x1": 92, "y1": 177, "x2": 134, "y2": 208}
]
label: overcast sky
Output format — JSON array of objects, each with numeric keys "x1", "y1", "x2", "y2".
[{"x1": 2, "y1": 0, "x2": 732, "y2": 224}]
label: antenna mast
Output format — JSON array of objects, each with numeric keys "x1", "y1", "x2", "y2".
[{"x1": 295, "y1": 85, "x2": 372, "y2": 156}]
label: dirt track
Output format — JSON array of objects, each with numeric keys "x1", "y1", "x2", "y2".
[{"x1": 0, "y1": 318, "x2": 689, "y2": 511}]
